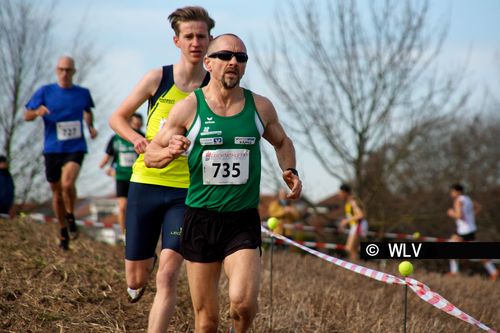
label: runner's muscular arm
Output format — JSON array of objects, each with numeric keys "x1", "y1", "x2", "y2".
[
  {"x1": 24, "y1": 105, "x2": 50, "y2": 121},
  {"x1": 454, "y1": 199, "x2": 463, "y2": 219},
  {"x1": 98, "y1": 154, "x2": 111, "y2": 169},
  {"x1": 447, "y1": 199, "x2": 462, "y2": 219},
  {"x1": 473, "y1": 201, "x2": 481, "y2": 215},
  {"x1": 350, "y1": 199, "x2": 365, "y2": 221},
  {"x1": 84, "y1": 110, "x2": 97, "y2": 139},
  {"x1": 109, "y1": 68, "x2": 162, "y2": 153},
  {"x1": 255, "y1": 93, "x2": 302, "y2": 199},
  {"x1": 144, "y1": 94, "x2": 196, "y2": 169}
]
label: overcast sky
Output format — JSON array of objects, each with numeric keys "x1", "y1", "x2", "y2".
[{"x1": 45, "y1": 0, "x2": 500, "y2": 202}]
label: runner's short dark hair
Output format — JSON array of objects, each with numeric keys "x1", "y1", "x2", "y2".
[
  {"x1": 131, "y1": 113, "x2": 143, "y2": 121},
  {"x1": 340, "y1": 184, "x2": 351, "y2": 194},
  {"x1": 168, "y1": 6, "x2": 215, "y2": 36},
  {"x1": 450, "y1": 183, "x2": 464, "y2": 193}
]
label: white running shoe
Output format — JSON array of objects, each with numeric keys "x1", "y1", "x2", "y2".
[
  {"x1": 127, "y1": 287, "x2": 146, "y2": 303},
  {"x1": 126, "y1": 253, "x2": 158, "y2": 303}
]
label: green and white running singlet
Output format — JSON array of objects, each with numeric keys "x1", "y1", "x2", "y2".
[
  {"x1": 108, "y1": 134, "x2": 138, "y2": 181},
  {"x1": 185, "y1": 88, "x2": 265, "y2": 212}
]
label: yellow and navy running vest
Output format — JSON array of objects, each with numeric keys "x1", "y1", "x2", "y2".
[
  {"x1": 131, "y1": 65, "x2": 210, "y2": 187},
  {"x1": 345, "y1": 197, "x2": 363, "y2": 226}
]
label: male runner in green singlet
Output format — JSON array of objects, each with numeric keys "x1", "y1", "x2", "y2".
[
  {"x1": 108, "y1": 6, "x2": 214, "y2": 333},
  {"x1": 145, "y1": 34, "x2": 302, "y2": 333}
]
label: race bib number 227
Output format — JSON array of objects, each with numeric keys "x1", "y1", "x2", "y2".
[{"x1": 56, "y1": 120, "x2": 82, "y2": 141}]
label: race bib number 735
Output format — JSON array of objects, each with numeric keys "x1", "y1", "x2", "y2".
[{"x1": 202, "y1": 149, "x2": 249, "y2": 185}]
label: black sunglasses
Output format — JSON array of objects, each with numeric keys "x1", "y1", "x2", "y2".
[{"x1": 207, "y1": 51, "x2": 248, "y2": 63}]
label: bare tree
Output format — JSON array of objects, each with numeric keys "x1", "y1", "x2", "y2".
[
  {"x1": 0, "y1": 0, "x2": 56, "y2": 203},
  {"x1": 260, "y1": 145, "x2": 283, "y2": 194},
  {"x1": 0, "y1": 0, "x2": 105, "y2": 204},
  {"x1": 255, "y1": 0, "x2": 468, "y2": 198},
  {"x1": 67, "y1": 8, "x2": 112, "y2": 198},
  {"x1": 365, "y1": 113, "x2": 500, "y2": 237},
  {"x1": 69, "y1": 6, "x2": 103, "y2": 87}
]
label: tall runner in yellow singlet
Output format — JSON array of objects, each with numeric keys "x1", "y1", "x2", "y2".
[{"x1": 108, "y1": 7, "x2": 214, "y2": 332}]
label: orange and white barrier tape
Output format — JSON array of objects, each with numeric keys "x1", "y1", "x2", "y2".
[
  {"x1": 268, "y1": 224, "x2": 499, "y2": 263},
  {"x1": 370, "y1": 230, "x2": 449, "y2": 242},
  {"x1": 262, "y1": 226, "x2": 497, "y2": 333},
  {"x1": 262, "y1": 236, "x2": 346, "y2": 250},
  {"x1": 280, "y1": 222, "x2": 449, "y2": 242}
]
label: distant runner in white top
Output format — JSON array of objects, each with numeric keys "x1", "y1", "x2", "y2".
[
  {"x1": 447, "y1": 183, "x2": 497, "y2": 281},
  {"x1": 454, "y1": 193, "x2": 476, "y2": 236}
]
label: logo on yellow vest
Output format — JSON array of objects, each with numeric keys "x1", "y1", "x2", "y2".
[{"x1": 159, "y1": 97, "x2": 175, "y2": 104}]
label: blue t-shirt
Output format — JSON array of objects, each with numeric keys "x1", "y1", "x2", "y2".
[{"x1": 25, "y1": 83, "x2": 94, "y2": 154}]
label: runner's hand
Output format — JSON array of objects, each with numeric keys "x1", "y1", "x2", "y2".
[
  {"x1": 106, "y1": 167, "x2": 115, "y2": 177},
  {"x1": 283, "y1": 170, "x2": 302, "y2": 200},
  {"x1": 168, "y1": 135, "x2": 190, "y2": 158},
  {"x1": 133, "y1": 137, "x2": 149, "y2": 154},
  {"x1": 36, "y1": 105, "x2": 50, "y2": 117},
  {"x1": 89, "y1": 127, "x2": 98, "y2": 139}
]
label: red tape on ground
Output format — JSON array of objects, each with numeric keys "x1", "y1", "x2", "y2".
[
  {"x1": 262, "y1": 237, "x2": 346, "y2": 250},
  {"x1": 262, "y1": 226, "x2": 497, "y2": 333},
  {"x1": 28, "y1": 213, "x2": 115, "y2": 229},
  {"x1": 280, "y1": 222, "x2": 449, "y2": 242}
]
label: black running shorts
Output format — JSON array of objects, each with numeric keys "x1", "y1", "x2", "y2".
[
  {"x1": 458, "y1": 232, "x2": 476, "y2": 241},
  {"x1": 115, "y1": 179, "x2": 130, "y2": 198},
  {"x1": 43, "y1": 152, "x2": 85, "y2": 183},
  {"x1": 182, "y1": 207, "x2": 262, "y2": 263}
]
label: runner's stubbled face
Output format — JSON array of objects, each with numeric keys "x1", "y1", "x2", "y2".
[{"x1": 206, "y1": 36, "x2": 247, "y2": 89}]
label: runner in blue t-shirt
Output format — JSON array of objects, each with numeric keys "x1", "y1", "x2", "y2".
[{"x1": 24, "y1": 56, "x2": 98, "y2": 250}]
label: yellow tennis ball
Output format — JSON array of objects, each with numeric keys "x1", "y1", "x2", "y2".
[
  {"x1": 412, "y1": 232, "x2": 421, "y2": 239},
  {"x1": 267, "y1": 217, "x2": 279, "y2": 230},
  {"x1": 398, "y1": 261, "x2": 413, "y2": 277}
]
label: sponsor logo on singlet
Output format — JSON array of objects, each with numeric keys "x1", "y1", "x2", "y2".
[
  {"x1": 200, "y1": 137, "x2": 223, "y2": 146},
  {"x1": 159, "y1": 97, "x2": 175, "y2": 104},
  {"x1": 200, "y1": 126, "x2": 222, "y2": 136},
  {"x1": 235, "y1": 137, "x2": 256, "y2": 145}
]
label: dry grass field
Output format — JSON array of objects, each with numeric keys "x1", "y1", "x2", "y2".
[{"x1": 0, "y1": 217, "x2": 498, "y2": 332}]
